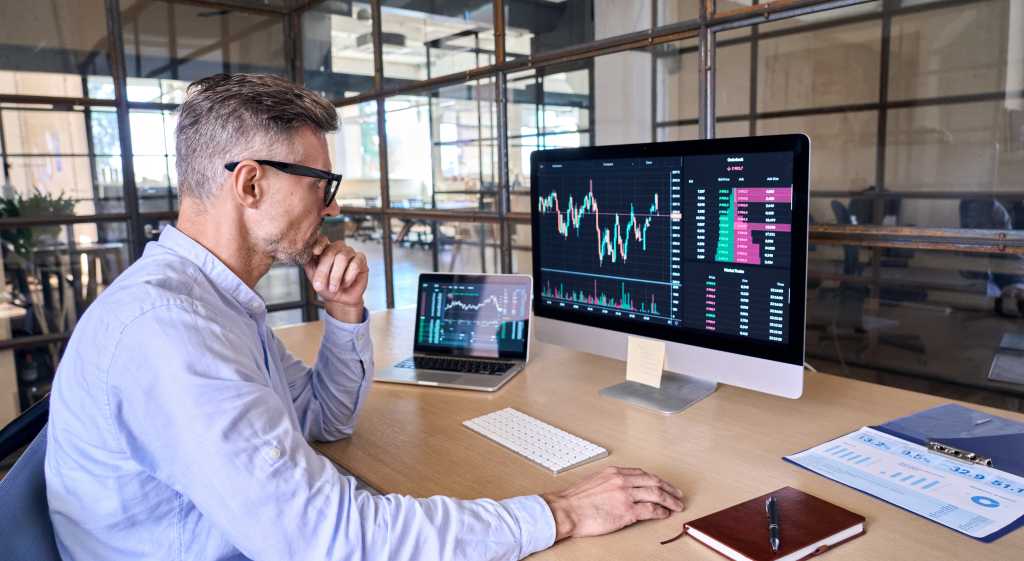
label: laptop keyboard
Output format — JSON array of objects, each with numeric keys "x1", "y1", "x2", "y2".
[{"x1": 396, "y1": 356, "x2": 517, "y2": 376}]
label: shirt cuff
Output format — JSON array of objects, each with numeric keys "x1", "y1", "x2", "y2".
[
  {"x1": 322, "y1": 308, "x2": 373, "y2": 362},
  {"x1": 500, "y1": 495, "x2": 557, "y2": 559}
]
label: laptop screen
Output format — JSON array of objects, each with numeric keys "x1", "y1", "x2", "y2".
[{"x1": 413, "y1": 273, "x2": 531, "y2": 359}]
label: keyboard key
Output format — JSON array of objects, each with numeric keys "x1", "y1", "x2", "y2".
[{"x1": 395, "y1": 356, "x2": 516, "y2": 376}]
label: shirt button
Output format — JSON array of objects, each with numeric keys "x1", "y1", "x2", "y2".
[{"x1": 267, "y1": 446, "x2": 282, "y2": 460}]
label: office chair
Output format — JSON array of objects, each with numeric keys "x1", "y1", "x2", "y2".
[
  {"x1": 818, "y1": 201, "x2": 925, "y2": 359},
  {"x1": 0, "y1": 395, "x2": 61, "y2": 561},
  {"x1": 848, "y1": 192, "x2": 921, "y2": 303},
  {"x1": 827, "y1": 201, "x2": 868, "y2": 328},
  {"x1": 1011, "y1": 201, "x2": 1024, "y2": 231},
  {"x1": 807, "y1": 213, "x2": 821, "y2": 289},
  {"x1": 959, "y1": 198, "x2": 1024, "y2": 317}
]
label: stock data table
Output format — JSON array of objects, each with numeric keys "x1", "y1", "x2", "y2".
[{"x1": 534, "y1": 151, "x2": 795, "y2": 344}]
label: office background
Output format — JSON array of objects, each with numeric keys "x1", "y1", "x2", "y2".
[{"x1": 0, "y1": 0, "x2": 1021, "y2": 427}]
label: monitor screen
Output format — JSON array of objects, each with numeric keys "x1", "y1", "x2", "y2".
[
  {"x1": 413, "y1": 274, "x2": 532, "y2": 359},
  {"x1": 530, "y1": 135, "x2": 808, "y2": 366}
]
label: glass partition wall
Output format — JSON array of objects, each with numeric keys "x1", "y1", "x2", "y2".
[{"x1": 0, "y1": 0, "x2": 1021, "y2": 422}]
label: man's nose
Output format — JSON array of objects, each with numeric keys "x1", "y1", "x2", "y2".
[{"x1": 322, "y1": 198, "x2": 340, "y2": 218}]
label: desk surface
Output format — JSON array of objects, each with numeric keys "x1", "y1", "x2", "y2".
[{"x1": 276, "y1": 309, "x2": 1024, "y2": 560}]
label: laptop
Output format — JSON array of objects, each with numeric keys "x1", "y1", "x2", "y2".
[{"x1": 376, "y1": 273, "x2": 532, "y2": 392}]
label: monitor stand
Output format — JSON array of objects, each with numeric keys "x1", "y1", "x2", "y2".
[{"x1": 599, "y1": 372, "x2": 717, "y2": 415}]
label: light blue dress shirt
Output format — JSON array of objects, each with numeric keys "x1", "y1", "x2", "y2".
[{"x1": 45, "y1": 225, "x2": 555, "y2": 561}]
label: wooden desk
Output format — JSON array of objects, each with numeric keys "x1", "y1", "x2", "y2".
[{"x1": 276, "y1": 309, "x2": 1024, "y2": 560}]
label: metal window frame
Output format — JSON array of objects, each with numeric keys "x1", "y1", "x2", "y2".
[
  {"x1": 329, "y1": 0, "x2": 1024, "y2": 305},
  {"x1": 1, "y1": 0, "x2": 1022, "y2": 366}
]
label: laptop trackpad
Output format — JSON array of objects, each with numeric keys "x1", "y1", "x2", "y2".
[{"x1": 417, "y1": 372, "x2": 465, "y2": 385}]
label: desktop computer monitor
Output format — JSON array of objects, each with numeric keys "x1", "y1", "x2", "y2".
[{"x1": 529, "y1": 134, "x2": 810, "y2": 410}]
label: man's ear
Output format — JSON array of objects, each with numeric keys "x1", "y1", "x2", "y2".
[{"x1": 229, "y1": 160, "x2": 264, "y2": 209}]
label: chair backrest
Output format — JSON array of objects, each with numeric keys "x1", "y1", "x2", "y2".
[
  {"x1": 959, "y1": 198, "x2": 1013, "y2": 231},
  {"x1": 0, "y1": 396, "x2": 49, "y2": 461},
  {"x1": 0, "y1": 422, "x2": 61, "y2": 560},
  {"x1": 958, "y1": 199, "x2": 1012, "y2": 287},
  {"x1": 830, "y1": 200, "x2": 861, "y2": 276}
]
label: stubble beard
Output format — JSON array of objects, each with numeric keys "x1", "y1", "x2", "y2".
[{"x1": 267, "y1": 226, "x2": 321, "y2": 265}]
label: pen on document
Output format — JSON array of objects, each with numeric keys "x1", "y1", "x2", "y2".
[{"x1": 766, "y1": 495, "x2": 780, "y2": 553}]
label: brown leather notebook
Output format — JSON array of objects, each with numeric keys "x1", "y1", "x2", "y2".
[{"x1": 668, "y1": 487, "x2": 865, "y2": 561}]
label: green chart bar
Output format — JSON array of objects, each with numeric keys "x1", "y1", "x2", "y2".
[
  {"x1": 715, "y1": 188, "x2": 734, "y2": 262},
  {"x1": 417, "y1": 317, "x2": 427, "y2": 344}
]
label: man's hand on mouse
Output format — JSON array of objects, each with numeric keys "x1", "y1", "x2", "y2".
[{"x1": 542, "y1": 466, "x2": 685, "y2": 541}]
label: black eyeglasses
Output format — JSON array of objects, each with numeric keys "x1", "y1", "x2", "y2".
[{"x1": 224, "y1": 160, "x2": 342, "y2": 208}]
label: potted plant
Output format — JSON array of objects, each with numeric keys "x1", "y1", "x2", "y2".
[
  {"x1": 0, "y1": 186, "x2": 77, "y2": 397},
  {"x1": 0, "y1": 188, "x2": 77, "y2": 254}
]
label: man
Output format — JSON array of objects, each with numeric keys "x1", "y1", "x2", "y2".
[{"x1": 45, "y1": 73, "x2": 684, "y2": 560}]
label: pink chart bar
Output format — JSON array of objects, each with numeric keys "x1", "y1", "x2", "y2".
[
  {"x1": 736, "y1": 222, "x2": 793, "y2": 233},
  {"x1": 730, "y1": 185, "x2": 793, "y2": 264},
  {"x1": 734, "y1": 187, "x2": 793, "y2": 204}
]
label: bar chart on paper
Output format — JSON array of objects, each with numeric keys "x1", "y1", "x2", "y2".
[{"x1": 821, "y1": 443, "x2": 942, "y2": 490}]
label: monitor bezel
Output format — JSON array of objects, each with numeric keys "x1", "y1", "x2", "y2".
[
  {"x1": 412, "y1": 273, "x2": 533, "y2": 359},
  {"x1": 529, "y1": 134, "x2": 809, "y2": 366}
]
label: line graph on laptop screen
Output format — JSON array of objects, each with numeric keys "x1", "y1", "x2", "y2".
[{"x1": 417, "y1": 279, "x2": 529, "y2": 356}]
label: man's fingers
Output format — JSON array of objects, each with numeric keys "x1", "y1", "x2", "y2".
[
  {"x1": 303, "y1": 237, "x2": 369, "y2": 300},
  {"x1": 328, "y1": 252, "x2": 349, "y2": 291},
  {"x1": 632, "y1": 502, "x2": 672, "y2": 521},
  {"x1": 620, "y1": 474, "x2": 662, "y2": 489},
  {"x1": 621, "y1": 475, "x2": 682, "y2": 501},
  {"x1": 628, "y1": 487, "x2": 684, "y2": 512},
  {"x1": 342, "y1": 253, "x2": 366, "y2": 288},
  {"x1": 313, "y1": 245, "x2": 343, "y2": 290},
  {"x1": 311, "y1": 234, "x2": 330, "y2": 257},
  {"x1": 613, "y1": 470, "x2": 684, "y2": 501},
  {"x1": 579, "y1": 467, "x2": 667, "y2": 497},
  {"x1": 313, "y1": 256, "x2": 333, "y2": 290}
]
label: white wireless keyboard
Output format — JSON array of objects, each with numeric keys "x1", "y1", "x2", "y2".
[{"x1": 463, "y1": 408, "x2": 608, "y2": 474}]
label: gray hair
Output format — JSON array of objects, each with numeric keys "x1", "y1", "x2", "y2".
[{"x1": 175, "y1": 73, "x2": 338, "y2": 201}]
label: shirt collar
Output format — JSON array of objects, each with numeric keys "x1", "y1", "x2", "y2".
[{"x1": 149, "y1": 225, "x2": 267, "y2": 319}]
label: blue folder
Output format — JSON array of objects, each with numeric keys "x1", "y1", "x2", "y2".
[
  {"x1": 872, "y1": 403, "x2": 1024, "y2": 479},
  {"x1": 871, "y1": 403, "x2": 1024, "y2": 542}
]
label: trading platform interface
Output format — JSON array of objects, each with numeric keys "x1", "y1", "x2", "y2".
[
  {"x1": 414, "y1": 276, "x2": 531, "y2": 358},
  {"x1": 534, "y1": 150, "x2": 795, "y2": 345}
]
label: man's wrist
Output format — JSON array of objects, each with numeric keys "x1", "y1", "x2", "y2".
[
  {"x1": 324, "y1": 301, "x2": 365, "y2": 324},
  {"x1": 541, "y1": 493, "x2": 575, "y2": 542}
]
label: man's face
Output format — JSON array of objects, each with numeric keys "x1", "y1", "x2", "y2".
[{"x1": 254, "y1": 127, "x2": 339, "y2": 265}]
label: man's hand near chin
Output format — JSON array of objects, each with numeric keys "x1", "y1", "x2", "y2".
[{"x1": 304, "y1": 234, "x2": 369, "y2": 324}]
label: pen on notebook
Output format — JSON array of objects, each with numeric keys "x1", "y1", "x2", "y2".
[{"x1": 766, "y1": 495, "x2": 781, "y2": 553}]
